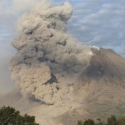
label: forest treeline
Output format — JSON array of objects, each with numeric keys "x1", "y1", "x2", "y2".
[
  {"x1": 0, "y1": 106, "x2": 125, "y2": 125},
  {"x1": 77, "y1": 115, "x2": 125, "y2": 125},
  {"x1": 0, "y1": 106, "x2": 39, "y2": 125}
]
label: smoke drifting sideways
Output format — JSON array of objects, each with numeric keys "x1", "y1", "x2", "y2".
[{"x1": 10, "y1": 1, "x2": 93, "y2": 105}]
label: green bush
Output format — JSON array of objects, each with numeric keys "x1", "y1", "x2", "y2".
[
  {"x1": 0, "y1": 106, "x2": 39, "y2": 125},
  {"x1": 77, "y1": 115, "x2": 125, "y2": 125}
]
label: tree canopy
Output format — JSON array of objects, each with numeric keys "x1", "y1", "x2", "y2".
[{"x1": 0, "y1": 106, "x2": 39, "y2": 125}]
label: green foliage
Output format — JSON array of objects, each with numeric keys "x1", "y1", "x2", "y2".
[
  {"x1": 83, "y1": 119, "x2": 95, "y2": 125},
  {"x1": 0, "y1": 106, "x2": 39, "y2": 125},
  {"x1": 77, "y1": 115, "x2": 125, "y2": 125},
  {"x1": 77, "y1": 120, "x2": 83, "y2": 125},
  {"x1": 118, "y1": 116, "x2": 125, "y2": 125},
  {"x1": 107, "y1": 115, "x2": 118, "y2": 125}
]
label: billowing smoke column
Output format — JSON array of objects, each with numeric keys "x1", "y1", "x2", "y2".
[{"x1": 10, "y1": 1, "x2": 92, "y2": 105}]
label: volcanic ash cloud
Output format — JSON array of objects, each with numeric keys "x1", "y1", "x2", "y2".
[{"x1": 10, "y1": 1, "x2": 92, "y2": 105}]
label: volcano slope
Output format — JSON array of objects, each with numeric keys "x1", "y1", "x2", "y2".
[
  {"x1": 56, "y1": 48, "x2": 125, "y2": 125},
  {"x1": 0, "y1": 89, "x2": 41, "y2": 114}
]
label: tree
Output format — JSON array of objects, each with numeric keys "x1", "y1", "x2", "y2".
[
  {"x1": 77, "y1": 120, "x2": 83, "y2": 125},
  {"x1": 118, "y1": 116, "x2": 125, "y2": 125},
  {"x1": 96, "y1": 118, "x2": 104, "y2": 125},
  {"x1": 107, "y1": 115, "x2": 118, "y2": 125},
  {"x1": 0, "y1": 106, "x2": 39, "y2": 125},
  {"x1": 83, "y1": 119, "x2": 95, "y2": 125}
]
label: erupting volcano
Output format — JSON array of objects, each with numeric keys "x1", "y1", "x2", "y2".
[{"x1": 0, "y1": 1, "x2": 125, "y2": 125}]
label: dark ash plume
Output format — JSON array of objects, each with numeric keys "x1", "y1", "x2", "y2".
[{"x1": 10, "y1": 1, "x2": 93, "y2": 105}]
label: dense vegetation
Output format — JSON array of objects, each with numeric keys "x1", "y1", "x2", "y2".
[
  {"x1": 0, "y1": 106, "x2": 39, "y2": 125},
  {"x1": 77, "y1": 115, "x2": 125, "y2": 125},
  {"x1": 1, "y1": 106, "x2": 125, "y2": 125}
]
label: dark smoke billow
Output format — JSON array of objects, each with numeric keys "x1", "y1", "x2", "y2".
[{"x1": 10, "y1": 1, "x2": 93, "y2": 105}]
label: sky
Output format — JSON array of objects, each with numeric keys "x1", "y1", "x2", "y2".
[{"x1": 0, "y1": 0, "x2": 125, "y2": 94}]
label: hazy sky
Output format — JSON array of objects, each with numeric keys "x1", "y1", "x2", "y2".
[{"x1": 0, "y1": 0, "x2": 125, "y2": 94}]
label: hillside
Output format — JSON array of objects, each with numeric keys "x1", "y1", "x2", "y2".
[
  {"x1": 0, "y1": 89, "x2": 41, "y2": 114},
  {"x1": 1, "y1": 48, "x2": 125, "y2": 125},
  {"x1": 56, "y1": 48, "x2": 125, "y2": 125}
]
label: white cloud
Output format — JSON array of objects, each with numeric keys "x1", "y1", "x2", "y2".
[{"x1": 67, "y1": 0, "x2": 125, "y2": 57}]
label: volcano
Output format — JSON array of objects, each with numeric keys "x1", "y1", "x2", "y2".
[
  {"x1": 1, "y1": 48, "x2": 125, "y2": 125},
  {"x1": 1, "y1": 1, "x2": 125, "y2": 125},
  {"x1": 57, "y1": 48, "x2": 125, "y2": 125}
]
